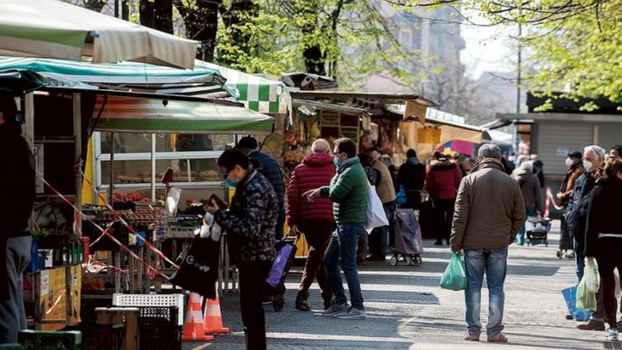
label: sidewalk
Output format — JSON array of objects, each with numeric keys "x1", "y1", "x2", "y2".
[{"x1": 186, "y1": 222, "x2": 619, "y2": 349}]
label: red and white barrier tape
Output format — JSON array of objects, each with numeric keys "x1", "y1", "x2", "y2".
[
  {"x1": 45, "y1": 289, "x2": 67, "y2": 315},
  {"x1": 89, "y1": 258, "x2": 128, "y2": 274},
  {"x1": 37, "y1": 175, "x2": 169, "y2": 279},
  {"x1": 79, "y1": 170, "x2": 180, "y2": 270},
  {"x1": 545, "y1": 187, "x2": 563, "y2": 218}
]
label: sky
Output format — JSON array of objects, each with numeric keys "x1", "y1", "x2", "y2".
[{"x1": 459, "y1": 10, "x2": 519, "y2": 80}]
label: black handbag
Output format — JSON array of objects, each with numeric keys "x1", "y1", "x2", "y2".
[{"x1": 169, "y1": 235, "x2": 220, "y2": 299}]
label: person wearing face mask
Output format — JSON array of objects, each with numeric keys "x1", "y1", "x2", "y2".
[
  {"x1": 207, "y1": 148, "x2": 278, "y2": 350},
  {"x1": 610, "y1": 145, "x2": 622, "y2": 162},
  {"x1": 566, "y1": 145, "x2": 607, "y2": 331},
  {"x1": 585, "y1": 160, "x2": 622, "y2": 341},
  {"x1": 557, "y1": 151, "x2": 584, "y2": 258}
]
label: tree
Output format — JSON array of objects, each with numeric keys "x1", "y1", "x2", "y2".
[
  {"x1": 398, "y1": 0, "x2": 622, "y2": 110},
  {"x1": 175, "y1": 0, "x2": 221, "y2": 61},
  {"x1": 140, "y1": 0, "x2": 174, "y2": 34}
]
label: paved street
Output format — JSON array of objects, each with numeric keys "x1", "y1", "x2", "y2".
[{"x1": 186, "y1": 223, "x2": 621, "y2": 350}]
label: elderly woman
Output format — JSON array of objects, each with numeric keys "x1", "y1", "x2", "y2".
[
  {"x1": 512, "y1": 161, "x2": 543, "y2": 245},
  {"x1": 585, "y1": 159, "x2": 622, "y2": 341}
]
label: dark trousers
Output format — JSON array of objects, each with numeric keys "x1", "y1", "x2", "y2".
[
  {"x1": 297, "y1": 222, "x2": 335, "y2": 303},
  {"x1": 434, "y1": 198, "x2": 455, "y2": 243},
  {"x1": 238, "y1": 261, "x2": 272, "y2": 350},
  {"x1": 596, "y1": 242, "x2": 622, "y2": 328},
  {"x1": 0, "y1": 236, "x2": 31, "y2": 344}
]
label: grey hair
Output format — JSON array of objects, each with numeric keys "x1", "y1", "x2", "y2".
[
  {"x1": 311, "y1": 138, "x2": 330, "y2": 154},
  {"x1": 584, "y1": 145, "x2": 606, "y2": 160},
  {"x1": 520, "y1": 161, "x2": 533, "y2": 171},
  {"x1": 478, "y1": 144, "x2": 502, "y2": 159}
]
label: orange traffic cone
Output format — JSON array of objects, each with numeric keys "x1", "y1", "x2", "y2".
[
  {"x1": 204, "y1": 288, "x2": 230, "y2": 334},
  {"x1": 182, "y1": 292, "x2": 214, "y2": 341}
]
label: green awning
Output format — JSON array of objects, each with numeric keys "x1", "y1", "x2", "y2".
[
  {"x1": 0, "y1": 68, "x2": 97, "y2": 94},
  {"x1": 93, "y1": 95, "x2": 274, "y2": 135}
]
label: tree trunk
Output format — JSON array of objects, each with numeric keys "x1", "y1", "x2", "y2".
[
  {"x1": 176, "y1": 0, "x2": 220, "y2": 61},
  {"x1": 303, "y1": 46, "x2": 326, "y2": 76},
  {"x1": 140, "y1": 0, "x2": 173, "y2": 34},
  {"x1": 220, "y1": 0, "x2": 257, "y2": 65}
]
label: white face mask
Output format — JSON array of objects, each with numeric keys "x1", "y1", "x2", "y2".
[
  {"x1": 565, "y1": 158, "x2": 574, "y2": 167},
  {"x1": 583, "y1": 160, "x2": 593, "y2": 172}
]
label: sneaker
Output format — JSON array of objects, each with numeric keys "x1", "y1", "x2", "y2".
[
  {"x1": 463, "y1": 333, "x2": 480, "y2": 342},
  {"x1": 322, "y1": 303, "x2": 349, "y2": 317},
  {"x1": 487, "y1": 333, "x2": 508, "y2": 343},
  {"x1": 577, "y1": 319, "x2": 606, "y2": 331},
  {"x1": 295, "y1": 295, "x2": 310, "y2": 312},
  {"x1": 606, "y1": 328, "x2": 619, "y2": 341},
  {"x1": 335, "y1": 306, "x2": 366, "y2": 320}
]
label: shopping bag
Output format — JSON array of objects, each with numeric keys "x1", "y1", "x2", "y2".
[
  {"x1": 266, "y1": 241, "x2": 297, "y2": 289},
  {"x1": 562, "y1": 285, "x2": 592, "y2": 321},
  {"x1": 615, "y1": 270, "x2": 621, "y2": 300},
  {"x1": 576, "y1": 277, "x2": 597, "y2": 312},
  {"x1": 169, "y1": 235, "x2": 220, "y2": 299},
  {"x1": 440, "y1": 253, "x2": 468, "y2": 291},
  {"x1": 584, "y1": 258, "x2": 600, "y2": 293},
  {"x1": 396, "y1": 185, "x2": 408, "y2": 206},
  {"x1": 365, "y1": 185, "x2": 389, "y2": 232}
]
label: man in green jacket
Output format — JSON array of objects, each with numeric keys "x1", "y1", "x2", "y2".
[{"x1": 305, "y1": 138, "x2": 368, "y2": 320}]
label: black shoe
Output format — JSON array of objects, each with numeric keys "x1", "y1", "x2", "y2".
[
  {"x1": 434, "y1": 241, "x2": 443, "y2": 246},
  {"x1": 323, "y1": 298, "x2": 334, "y2": 310},
  {"x1": 367, "y1": 254, "x2": 386, "y2": 262},
  {"x1": 577, "y1": 319, "x2": 606, "y2": 331},
  {"x1": 295, "y1": 295, "x2": 310, "y2": 312}
]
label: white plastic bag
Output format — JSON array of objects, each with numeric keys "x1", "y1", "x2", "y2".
[
  {"x1": 584, "y1": 257, "x2": 600, "y2": 293},
  {"x1": 365, "y1": 185, "x2": 388, "y2": 232},
  {"x1": 615, "y1": 270, "x2": 621, "y2": 300},
  {"x1": 165, "y1": 187, "x2": 182, "y2": 216}
]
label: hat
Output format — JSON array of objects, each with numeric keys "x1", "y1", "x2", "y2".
[
  {"x1": 235, "y1": 136, "x2": 258, "y2": 150},
  {"x1": 568, "y1": 151, "x2": 582, "y2": 159}
]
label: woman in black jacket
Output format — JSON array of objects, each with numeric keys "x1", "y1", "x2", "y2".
[{"x1": 585, "y1": 159, "x2": 622, "y2": 341}]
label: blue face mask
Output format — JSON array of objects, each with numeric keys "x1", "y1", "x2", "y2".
[
  {"x1": 334, "y1": 156, "x2": 341, "y2": 167},
  {"x1": 225, "y1": 177, "x2": 239, "y2": 187}
]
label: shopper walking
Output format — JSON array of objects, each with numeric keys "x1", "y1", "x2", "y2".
[
  {"x1": 356, "y1": 153, "x2": 380, "y2": 265},
  {"x1": 450, "y1": 144, "x2": 526, "y2": 343},
  {"x1": 236, "y1": 136, "x2": 286, "y2": 240},
  {"x1": 557, "y1": 151, "x2": 584, "y2": 256},
  {"x1": 304, "y1": 138, "x2": 368, "y2": 320},
  {"x1": 426, "y1": 152, "x2": 462, "y2": 245},
  {"x1": 512, "y1": 161, "x2": 543, "y2": 245},
  {"x1": 287, "y1": 139, "x2": 336, "y2": 311},
  {"x1": 585, "y1": 159, "x2": 622, "y2": 341},
  {"x1": 208, "y1": 149, "x2": 278, "y2": 350},
  {"x1": 566, "y1": 145, "x2": 607, "y2": 331},
  {"x1": 397, "y1": 149, "x2": 426, "y2": 210},
  {"x1": 0, "y1": 94, "x2": 35, "y2": 344},
  {"x1": 368, "y1": 149, "x2": 396, "y2": 260}
]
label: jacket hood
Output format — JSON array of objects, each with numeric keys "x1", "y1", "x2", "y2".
[
  {"x1": 472, "y1": 159, "x2": 504, "y2": 174},
  {"x1": 303, "y1": 152, "x2": 333, "y2": 166},
  {"x1": 338, "y1": 156, "x2": 360, "y2": 172},
  {"x1": 407, "y1": 157, "x2": 421, "y2": 166}
]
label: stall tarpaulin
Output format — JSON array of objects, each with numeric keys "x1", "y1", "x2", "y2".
[
  {"x1": 92, "y1": 95, "x2": 274, "y2": 135},
  {"x1": 0, "y1": 0, "x2": 198, "y2": 69}
]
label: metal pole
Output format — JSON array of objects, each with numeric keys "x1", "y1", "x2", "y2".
[
  {"x1": 108, "y1": 133, "x2": 115, "y2": 203},
  {"x1": 73, "y1": 93, "x2": 82, "y2": 236},
  {"x1": 515, "y1": 22, "x2": 522, "y2": 153},
  {"x1": 114, "y1": 0, "x2": 119, "y2": 19},
  {"x1": 151, "y1": 134, "x2": 156, "y2": 202}
]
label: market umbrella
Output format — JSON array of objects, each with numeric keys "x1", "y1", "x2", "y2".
[{"x1": 0, "y1": 0, "x2": 198, "y2": 69}]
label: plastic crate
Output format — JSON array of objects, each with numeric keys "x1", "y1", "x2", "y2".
[
  {"x1": 18, "y1": 330, "x2": 81, "y2": 350},
  {"x1": 64, "y1": 323, "x2": 124, "y2": 350},
  {"x1": 0, "y1": 345, "x2": 24, "y2": 350},
  {"x1": 139, "y1": 306, "x2": 181, "y2": 350},
  {"x1": 112, "y1": 293, "x2": 185, "y2": 326}
]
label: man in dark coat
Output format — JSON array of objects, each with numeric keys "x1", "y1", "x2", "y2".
[
  {"x1": 0, "y1": 94, "x2": 35, "y2": 344},
  {"x1": 236, "y1": 136, "x2": 286, "y2": 240},
  {"x1": 397, "y1": 149, "x2": 426, "y2": 210}
]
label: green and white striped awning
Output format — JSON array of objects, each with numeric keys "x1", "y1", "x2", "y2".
[
  {"x1": 93, "y1": 95, "x2": 274, "y2": 135},
  {"x1": 0, "y1": 0, "x2": 198, "y2": 69},
  {"x1": 0, "y1": 57, "x2": 229, "y2": 96}
]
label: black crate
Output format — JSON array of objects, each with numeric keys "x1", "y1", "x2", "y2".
[
  {"x1": 139, "y1": 306, "x2": 181, "y2": 350},
  {"x1": 63, "y1": 323, "x2": 124, "y2": 350}
]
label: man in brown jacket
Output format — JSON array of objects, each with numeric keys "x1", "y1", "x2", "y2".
[
  {"x1": 368, "y1": 149, "x2": 396, "y2": 261},
  {"x1": 450, "y1": 144, "x2": 526, "y2": 343}
]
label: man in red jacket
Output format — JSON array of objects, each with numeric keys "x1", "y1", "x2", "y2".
[
  {"x1": 287, "y1": 139, "x2": 336, "y2": 311},
  {"x1": 426, "y1": 152, "x2": 462, "y2": 246}
]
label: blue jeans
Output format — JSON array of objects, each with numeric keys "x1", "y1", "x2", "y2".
[
  {"x1": 574, "y1": 236, "x2": 585, "y2": 283},
  {"x1": 517, "y1": 208, "x2": 537, "y2": 245},
  {"x1": 464, "y1": 246, "x2": 508, "y2": 336},
  {"x1": 324, "y1": 223, "x2": 366, "y2": 310}
]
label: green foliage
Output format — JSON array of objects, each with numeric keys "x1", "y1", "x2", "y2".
[{"x1": 402, "y1": 0, "x2": 622, "y2": 108}]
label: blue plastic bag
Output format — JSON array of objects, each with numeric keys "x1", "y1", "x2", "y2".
[
  {"x1": 396, "y1": 185, "x2": 408, "y2": 206},
  {"x1": 440, "y1": 253, "x2": 468, "y2": 291},
  {"x1": 562, "y1": 285, "x2": 592, "y2": 321}
]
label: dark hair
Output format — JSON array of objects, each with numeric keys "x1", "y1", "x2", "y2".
[
  {"x1": 218, "y1": 148, "x2": 249, "y2": 172},
  {"x1": 335, "y1": 138, "x2": 357, "y2": 158},
  {"x1": 605, "y1": 159, "x2": 622, "y2": 181},
  {"x1": 406, "y1": 149, "x2": 417, "y2": 159},
  {"x1": 433, "y1": 151, "x2": 443, "y2": 160},
  {"x1": 235, "y1": 136, "x2": 258, "y2": 150},
  {"x1": 612, "y1": 145, "x2": 622, "y2": 156},
  {"x1": 0, "y1": 93, "x2": 18, "y2": 125},
  {"x1": 358, "y1": 153, "x2": 372, "y2": 167}
]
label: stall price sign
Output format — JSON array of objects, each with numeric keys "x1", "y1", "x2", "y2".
[{"x1": 321, "y1": 111, "x2": 340, "y2": 127}]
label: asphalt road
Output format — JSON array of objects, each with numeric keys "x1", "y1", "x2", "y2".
[{"x1": 184, "y1": 222, "x2": 622, "y2": 350}]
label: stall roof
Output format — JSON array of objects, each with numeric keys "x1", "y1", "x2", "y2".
[
  {"x1": 497, "y1": 112, "x2": 622, "y2": 123},
  {"x1": 290, "y1": 91, "x2": 437, "y2": 108},
  {"x1": 92, "y1": 95, "x2": 274, "y2": 135},
  {"x1": 292, "y1": 98, "x2": 369, "y2": 116},
  {"x1": 0, "y1": 0, "x2": 198, "y2": 69},
  {"x1": 0, "y1": 68, "x2": 97, "y2": 94}
]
